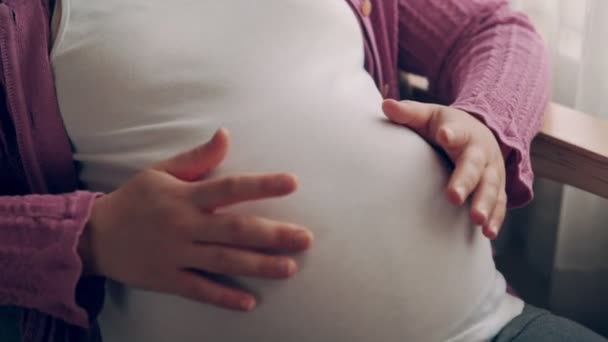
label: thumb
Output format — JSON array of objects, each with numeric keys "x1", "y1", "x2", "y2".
[
  {"x1": 382, "y1": 99, "x2": 438, "y2": 137},
  {"x1": 155, "y1": 128, "x2": 230, "y2": 181}
]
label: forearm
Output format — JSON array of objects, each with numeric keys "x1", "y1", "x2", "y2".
[
  {"x1": 442, "y1": 5, "x2": 550, "y2": 207},
  {"x1": 398, "y1": 0, "x2": 551, "y2": 207},
  {"x1": 0, "y1": 191, "x2": 99, "y2": 327}
]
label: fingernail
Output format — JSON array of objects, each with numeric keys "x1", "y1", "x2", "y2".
[
  {"x1": 491, "y1": 225, "x2": 500, "y2": 238},
  {"x1": 212, "y1": 128, "x2": 228, "y2": 143},
  {"x1": 292, "y1": 230, "x2": 313, "y2": 249},
  {"x1": 485, "y1": 225, "x2": 498, "y2": 240},
  {"x1": 441, "y1": 128, "x2": 454, "y2": 144},
  {"x1": 279, "y1": 259, "x2": 297, "y2": 277},
  {"x1": 272, "y1": 176, "x2": 294, "y2": 192},
  {"x1": 476, "y1": 206, "x2": 488, "y2": 221},
  {"x1": 241, "y1": 297, "x2": 256, "y2": 311},
  {"x1": 452, "y1": 187, "x2": 465, "y2": 203}
]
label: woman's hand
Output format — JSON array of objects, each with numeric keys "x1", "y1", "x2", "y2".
[
  {"x1": 79, "y1": 129, "x2": 313, "y2": 311},
  {"x1": 383, "y1": 99, "x2": 506, "y2": 239}
]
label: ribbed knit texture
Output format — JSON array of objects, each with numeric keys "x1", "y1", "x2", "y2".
[
  {"x1": 0, "y1": 1, "x2": 550, "y2": 341},
  {"x1": 0, "y1": 192, "x2": 97, "y2": 328},
  {"x1": 396, "y1": 0, "x2": 550, "y2": 207}
]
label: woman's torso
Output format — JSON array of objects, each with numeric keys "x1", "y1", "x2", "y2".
[{"x1": 51, "y1": 0, "x2": 522, "y2": 341}]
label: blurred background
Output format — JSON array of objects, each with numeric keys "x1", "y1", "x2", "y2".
[{"x1": 497, "y1": 0, "x2": 608, "y2": 336}]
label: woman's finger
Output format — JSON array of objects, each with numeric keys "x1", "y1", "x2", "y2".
[
  {"x1": 381, "y1": 99, "x2": 440, "y2": 137},
  {"x1": 446, "y1": 146, "x2": 487, "y2": 205},
  {"x1": 185, "y1": 245, "x2": 298, "y2": 279},
  {"x1": 175, "y1": 270, "x2": 256, "y2": 311},
  {"x1": 196, "y1": 214, "x2": 313, "y2": 252},
  {"x1": 155, "y1": 128, "x2": 230, "y2": 181},
  {"x1": 436, "y1": 123, "x2": 471, "y2": 155},
  {"x1": 484, "y1": 188, "x2": 507, "y2": 240},
  {"x1": 470, "y1": 166, "x2": 502, "y2": 225},
  {"x1": 192, "y1": 173, "x2": 298, "y2": 209}
]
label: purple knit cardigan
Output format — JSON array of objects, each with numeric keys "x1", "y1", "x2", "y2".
[{"x1": 0, "y1": 0, "x2": 549, "y2": 341}]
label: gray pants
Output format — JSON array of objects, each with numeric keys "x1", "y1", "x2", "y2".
[
  {"x1": 2, "y1": 305, "x2": 606, "y2": 342},
  {"x1": 493, "y1": 305, "x2": 607, "y2": 342}
]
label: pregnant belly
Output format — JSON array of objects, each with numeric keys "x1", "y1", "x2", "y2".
[{"x1": 98, "y1": 90, "x2": 498, "y2": 342}]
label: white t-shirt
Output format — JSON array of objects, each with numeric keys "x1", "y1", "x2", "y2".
[{"x1": 51, "y1": 0, "x2": 523, "y2": 341}]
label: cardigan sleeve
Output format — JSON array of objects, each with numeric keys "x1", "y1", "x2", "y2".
[
  {"x1": 397, "y1": 0, "x2": 551, "y2": 207},
  {"x1": 0, "y1": 191, "x2": 99, "y2": 328}
]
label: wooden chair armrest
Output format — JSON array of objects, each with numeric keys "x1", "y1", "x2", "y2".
[
  {"x1": 404, "y1": 73, "x2": 608, "y2": 199},
  {"x1": 532, "y1": 104, "x2": 608, "y2": 199}
]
